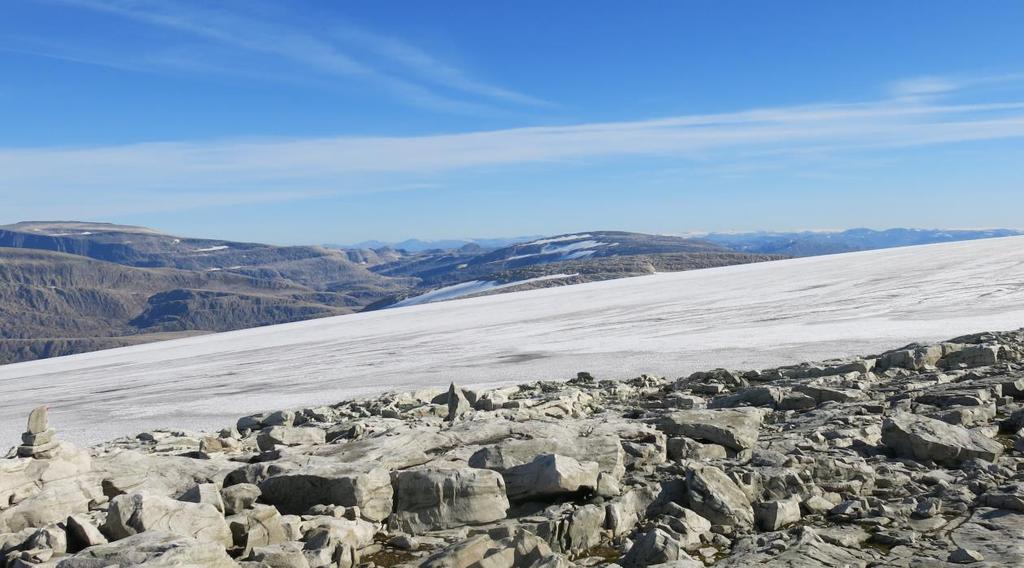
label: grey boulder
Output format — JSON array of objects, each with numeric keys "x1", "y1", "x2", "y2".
[
  {"x1": 257, "y1": 426, "x2": 326, "y2": 451},
  {"x1": 259, "y1": 464, "x2": 393, "y2": 521},
  {"x1": 468, "y1": 434, "x2": 625, "y2": 479},
  {"x1": 685, "y1": 465, "x2": 754, "y2": 530},
  {"x1": 621, "y1": 528, "x2": 700, "y2": 567},
  {"x1": 227, "y1": 504, "x2": 289, "y2": 555},
  {"x1": 221, "y1": 483, "x2": 262, "y2": 516},
  {"x1": 659, "y1": 408, "x2": 766, "y2": 451},
  {"x1": 56, "y1": 530, "x2": 237, "y2": 567},
  {"x1": 881, "y1": 412, "x2": 1003, "y2": 464},
  {"x1": 755, "y1": 499, "x2": 801, "y2": 531},
  {"x1": 103, "y1": 492, "x2": 233, "y2": 547},
  {"x1": 501, "y1": 454, "x2": 599, "y2": 501},
  {"x1": 180, "y1": 482, "x2": 225, "y2": 514},
  {"x1": 390, "y1": 467, "x2": 509, "y2": 533}
]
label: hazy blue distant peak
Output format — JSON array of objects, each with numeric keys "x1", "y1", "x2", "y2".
[
  {"x1": 333, "y1": 227, "x2": 1023, "y2": 255},
  {"x1": 332, "y1": 236, "x2": 543, "y2": 252},
  {"x1": 701, "y1": 227, "x2": 1023, "y2": 256}
]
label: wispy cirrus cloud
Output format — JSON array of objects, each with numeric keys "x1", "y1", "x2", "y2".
[
  {"x1": 889, "y1": 76, "x2": 963, "y2": 97},
  {"x1": 889, "y1": 72, "x2": 1024, "y2": 98},
  {"x1": 21, "y1": 0, "x2": 543, "y2": 114},
  {"x1": 2, "y1": 183, "x2": 440, "y2": 222},
  {"x1": 4, "y1": 83, "x2": 1024, "y2": 210},
  {"x1": 332, "y1": 25, "x2": 551, "y2": 108}
]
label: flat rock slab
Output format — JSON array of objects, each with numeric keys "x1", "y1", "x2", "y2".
[
  {"x1": 57, "y1": 530, "x2": 237, "y2": 568},
  {"x1": 715, "y1": 527, "x2": 875, "y2": 567},
  {"x1": 391, "y1": 467, "x2": 510, "y2": 534},
  {"x1": 104, "y1": 492, "x2": 233, "y2": 547},
  {"x1": 881, "y1": 412, "x2": 1004, "y2": 465},
  {"x1": 951, "y1": 508, "x2": 1024, "y2": 565},
  {"x1": 659, "y1": 408, "x2": 767, "y2": 450},
  {"x1": 502, "y1": 454, "x2": 600, "y2": 501},
  {"x1": 258, "y1": 465, "x2": 394, "y2": 521},
  {"x1": 468, "y1": 434, "x2": 625, "y2": 479}
]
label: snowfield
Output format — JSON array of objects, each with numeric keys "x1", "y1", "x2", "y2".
[
  {"x1": 3, "y1": 237, "x2": 1024, "y2": 444},
  {"x1": 505, "y1": 239, "x2": 611, "y2": 262},
  {"x1": 393, "y1": 274, "x2": 578, "y2": 307}
]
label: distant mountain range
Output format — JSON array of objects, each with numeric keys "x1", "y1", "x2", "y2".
[
  {"x1": 339, "y1": 227, "x2": 1023, "y2": 256},
  {"x1": 0, "y1": 221, "x2": 411, "y2": 364},
  {"x1": 700, "y1": 227, "x2": 1023, "y2": 256},
  {"x1": 364, "y1": 231, "x2": 780, "y2": 308},
  {"x1": 332, "y1": 236, "x2": 542, "y2": 252},
  {"x1": 0, "y1": 222, "x2": 1018, "y2": 364}
]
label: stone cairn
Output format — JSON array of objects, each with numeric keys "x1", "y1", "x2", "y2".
[{"x1": 17, "y1": 405, "x2": 59, "y2": 459}]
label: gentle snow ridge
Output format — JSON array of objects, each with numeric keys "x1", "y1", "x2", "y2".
[
  {"x1": 506, "y1": 240, "x2": 610, "y2": 262},
  {"x1": 2, "y1": 236, "x2": 1024, "y2": 444},
  {"x1": 393, "y1": 274, "x2": 578, "y2": 307},
  {"x1": 527, "y1": 234, "x2": 593, "y2": 246}
]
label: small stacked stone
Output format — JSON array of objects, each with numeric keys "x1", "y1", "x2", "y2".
[{"x1": 17, "y1": 406, "x2": 60, "y2": 459}]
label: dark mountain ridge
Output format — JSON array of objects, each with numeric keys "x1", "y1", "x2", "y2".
[
  {"x1": 0, "y1": 248, "x2": 362, "y2": 364},
  {"x1": 0, "y1": 222, "x2": 418, "y2": 364}
]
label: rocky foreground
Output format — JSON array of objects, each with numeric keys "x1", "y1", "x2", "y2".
[{"x1": 4, "y1": 331, "x2": 1024, "y2": 567}]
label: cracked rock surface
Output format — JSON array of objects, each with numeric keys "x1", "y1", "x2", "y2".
[{"x1": 3, "y1": 329, "x2": 1024, "y2": 567}]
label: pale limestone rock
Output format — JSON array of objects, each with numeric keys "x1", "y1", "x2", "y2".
[
  {"x1": 390, "y1": 467, "x2": 509, "y2": 533},
  {"x1": 882, "y1": 412, "x2": 1003, "y2": 464},
  {"x1": 259, "y1": 464, "x2": 393, "y2": 521},
  {"x1": 257, "y1": 426, "x2": 326, "y2": 451},
  {"x1": 180, "y1": 482, "x2": 225, "y2": 514},
  {"x1": 227, "y1": 504, "x2": 289, "y2": 555},
  {"x1": 103, "y1": 492, "x2": 232, "y2": 547},
  {"x1": 659, "y1": 408, "x2": 766, "y2": 451},
  {"x1": 26, "y1": 407, "x2": 48, "y2": 435},
  {"x1": 501, "y1": 454, "x2": 599, "y2": 501},
  {"x1": 57, "y1": 531, "x2": 237, "y2": 568},
  {"x1": 685, "y1": 465, "x2": 754, "y2": 529},
  {"x1": 66, "y1": 513, "x2": 108, "y2": 551},
  {"x1": 755, "y1": 499, "x2": 801, "y2": 531},
  {"x1": 221, "y1": 483, "x2": 261, "y2": 516}
]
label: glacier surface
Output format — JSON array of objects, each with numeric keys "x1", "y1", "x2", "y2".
[
  {"x1": 2, "y1": 236, "x2": 1024, "y2": 444},
  {"x1": 393, "y1": 273, "x2": 578, "y2": 307}
]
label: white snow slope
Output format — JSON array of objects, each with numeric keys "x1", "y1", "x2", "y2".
[
  {"x1": 393, "y1": 274, "x2": 578, "y2": 307},
  {"x1": 3, "y1": 237, "x2": 1024, "y2": 444}
]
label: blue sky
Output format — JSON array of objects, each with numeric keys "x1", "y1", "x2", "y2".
[{"x1": 2, "y1": 0, "x2": 1024, "y2": 244}]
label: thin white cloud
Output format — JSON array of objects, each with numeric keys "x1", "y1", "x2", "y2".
[
  {"x1": 39, "y1": 0, "x2": 542, "y2": 114},
  {"x1": 333, "y1": 25, "x2": 550, "y2": 107},
  {"x1": 3, "y1": 93, "x2": 1024, "y2": 200},
  {"x1": 889, "y1": 73, "x2": 1024, "y2": 98},
  {"x1": 889, "y1": 76, "x2": 962, "y2": 97},
  {"x1": 0, "y1": 40, "x2": 149, "y2": 73},
  {"x1": 1, "y1": 184, "x2": 437, "y2": 221}
]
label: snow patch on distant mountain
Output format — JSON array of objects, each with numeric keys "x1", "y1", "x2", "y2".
[
  {"x1": 563, "y1": 250, "x2": 596, "y2": 260},
  {"x1": 393, "y1": 273, "x2": 577, "y2": 307},
  {"x1": 527, "y1": 234, "x2": 593, "y2": 246},
  {"x1": 341, "y1": 235, "x2": 542, "y2": 252},
  {"x1": 505, "y1": 240, "x2": 612, "y2": 262},
  {"x1": 42, "y1": 231, "x2": 97, "y2": 237}
]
